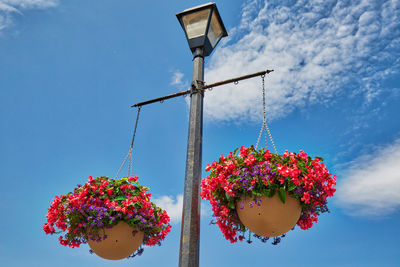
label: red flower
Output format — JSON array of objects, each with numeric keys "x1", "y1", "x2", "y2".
[
  {"x1": 301, "y1": 192, "x2": 312, "y2": 204},
  {"x1": 107, "y1": 187, "x2": 113, "y2": 197},
  {"x1": 245, "y1": 154, "x2": 256, "y2": 166},
  {"x1": 239, "y1": 146, "x2": 249, "y2": 157},
  {"x1": 43, "y1": 223, "x2": 55, "y2": 234},
  {"x1": 128, "y1": 175, "x2": 138, "y2": 182}
]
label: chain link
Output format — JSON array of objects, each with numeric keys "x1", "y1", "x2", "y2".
[
  {"x1": 115, "y1": 148, "x2": 131, "y2": 179},
  {"x1": 255, "y1": 75, "x2": 278, "y2": 153},
  {"x1": 116, "y1": 106, "x2": 141, "y2": 178}
]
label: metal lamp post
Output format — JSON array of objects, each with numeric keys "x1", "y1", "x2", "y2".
[
  {"x1": 132, "y1": 3, "x2": 272, "y2": 266},
  {"x1": 176, "y1": 3, "x2": 227, "y2": 267}
]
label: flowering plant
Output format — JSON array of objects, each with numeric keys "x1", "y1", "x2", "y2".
[
  {"x1": 201, "y1": 146, "x2": 336, "y2": 244},
  {"x1": 43, "y1": 175, "x2": 171, "y2": 257}
]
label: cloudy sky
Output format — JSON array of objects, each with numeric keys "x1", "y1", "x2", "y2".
[{"x1": 1, "y1": 0, "x2": 399, "y2": 266}]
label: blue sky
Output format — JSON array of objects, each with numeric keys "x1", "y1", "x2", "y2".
[{"x1": 1, "y1": 0, "x2": 399, "y2": 266}]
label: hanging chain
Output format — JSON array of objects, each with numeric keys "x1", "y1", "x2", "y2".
[
  {"x1": 255, "y1": 75, "x2": 267, "y2": 150},
  {"x1": 263, "y1": 76, "x2": 277, "y2": 153},
  {"x1": 116, "y1": 106, "x2": 141, "y2": 178},
  {"x1": 255, "y1": 75, "x2": 278, "y2": 153}
]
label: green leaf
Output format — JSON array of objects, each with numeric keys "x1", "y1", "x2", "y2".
[
  {"x1": 288, "y1": 182, "x2": 297, "y2": 191},
  {"x1": 260, "y1": 188, "x2": 267, "y2": 196},
  {"x1": 233, "y1": 148, "x2": 239, "y2": 156},
  {"x1": 269, "y1": 183, "x2": 277, "y2": 190},
  {"x1": 266, "y1": 189, "x2": 275, "y2": 198},
  {"x1": 228, "y1": 202, "x2": 236, "y2": 209},
  {"x1": 278, "y1": 187, "x2": 286, "y2": 203},
  {"x1": 114, "y1": 196, "x2": 126, "y2": 201}
]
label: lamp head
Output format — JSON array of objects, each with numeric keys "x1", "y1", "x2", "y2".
[{"x1": 176, "y1": 2, "x2": 228, "y2": 57}]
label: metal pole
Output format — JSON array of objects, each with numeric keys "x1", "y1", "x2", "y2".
[{"x1": 179, "y1": 47, "x2": 204, "y2": 267}]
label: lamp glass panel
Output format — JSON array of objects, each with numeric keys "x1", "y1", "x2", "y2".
[
  {"x1": 182, "y1": 9, "x2": 210, "y2": 39},
  {"x1": 207, "y1": 11, "x2": 224, "y2": 48}
]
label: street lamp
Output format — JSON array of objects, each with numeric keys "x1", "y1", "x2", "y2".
[
  {"x1": 133, "y1": 3, "x2": 271, "y2": 266},
  {"x1": 176, "y1": 2, "x2": 227, "y2": 267},
  {"x1": 176, "y1": 2, "x2": 228, "y2": 57}
]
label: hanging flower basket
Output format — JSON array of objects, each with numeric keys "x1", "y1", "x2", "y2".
[
  {"x1": 43, "y1": 175, "x2": 171, "y2": 260},
  {"x1": 201, "y1": 146, "x2": 336, "y2": 245}
]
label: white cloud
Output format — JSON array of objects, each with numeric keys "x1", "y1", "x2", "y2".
[
  {"x1": 336, "y1": 138, "x2": 400, "y2": 217},
  {"x1": 170, "y1": 70, "x2": 189, "y2": 90},
  {"x1": 153, "y1": 194, "x2": 209, "y2": 224},
  {"x1": 1, "y1": 0, "x2": 58, "y2": 9},
  {"x1": 204, "y1": 0, "x2": 400, "y2": 122},
  {"x1": 0, "y1": 0, "x2": 58, "y2": 32},
  {"x1": 153, "y1": 194, "x2": 183, "y2": 224}
]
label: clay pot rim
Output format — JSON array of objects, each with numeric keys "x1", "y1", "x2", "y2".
[{"x1": 235, "y1": 191, "x2": 301, "y2": 205}]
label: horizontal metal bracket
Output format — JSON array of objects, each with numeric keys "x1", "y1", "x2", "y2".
[{"x1": 131, "y1": 69, "x2": 274, "y2": 107}]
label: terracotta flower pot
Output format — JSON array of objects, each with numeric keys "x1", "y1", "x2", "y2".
[
  {"x1": 236, "y1": 193, "x2": 301, "y2": 237},
  {"x1": 87, "y1": 221, "x2": 144, "y2": 260}
]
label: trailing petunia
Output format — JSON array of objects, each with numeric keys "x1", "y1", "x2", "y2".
[{"x1": 201, "y1": 146, "x2": 336, "y2": 244}]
